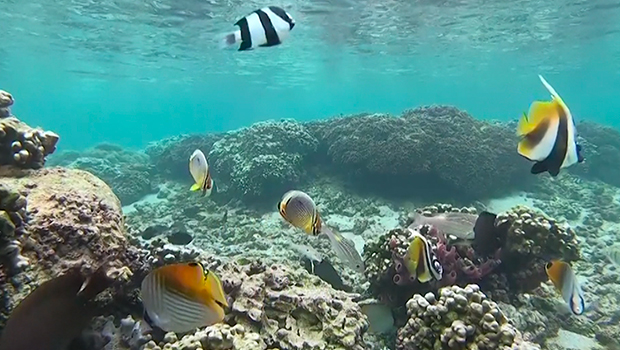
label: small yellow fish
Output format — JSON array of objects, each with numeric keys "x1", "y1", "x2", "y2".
[
  {"x1": 278, "y1": 190, "x2": 365, "y2": 273},
  {"x1": 140, "y1": 262, "x2": 228, "y2": 333},
  {"x1": 189, "y1": 149, "x2": 214, "y2": 197},
  {"x1": 545, "y1": 260, "x2": 584, "y2": 315},
  {"x1": 516, "y1": 75, "x2": 583, "y2": 177},
  {"x1": 403, "y1": 229, "x2": 443, "y2": 283}
]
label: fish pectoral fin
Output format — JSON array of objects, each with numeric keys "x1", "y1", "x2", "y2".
[{"x1": 190, "y1": 183, "x2": 201, "y2": 191}]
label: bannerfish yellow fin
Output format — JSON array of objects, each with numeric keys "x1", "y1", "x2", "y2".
[
  {"x1": 517, "y1": 100, "x2": 561, "y2": 161},
  {"x1": 190, "y1": 183, "x2": 201, "y2": 191}
]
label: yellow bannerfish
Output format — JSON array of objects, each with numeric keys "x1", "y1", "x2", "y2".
[
  {"x1": 140, "y1": 262, "x2": 228, "y2": 333},
  {"x1": 189, "y1": 149, "x2": 214, "y2": 197},
  {"x1": 403, "y1": 228, "x2": 443, "y2": 283},
  {"x1": 516, "y1": 75, "x2": 584, "y2": 177}
]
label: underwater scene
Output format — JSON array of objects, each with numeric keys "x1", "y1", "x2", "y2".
[{"x1": 1, "y1": 0, "x2": 620, "y2": 349}]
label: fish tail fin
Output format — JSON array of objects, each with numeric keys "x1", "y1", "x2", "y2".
[
  {"x1": 77, "y1": 264, "x2": 114, "y2": 300},
  {"x1": 219, "y1": 31, "x2": 240, "y2": 49}
]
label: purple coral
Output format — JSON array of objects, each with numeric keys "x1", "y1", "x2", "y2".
[{"x1": 435, "y1": 240, "x2": 500, "y2": 285}]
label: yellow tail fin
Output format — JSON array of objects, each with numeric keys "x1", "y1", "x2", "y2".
[{"x1": 190, "y1": 183, "x2": 201, "y2": 192}]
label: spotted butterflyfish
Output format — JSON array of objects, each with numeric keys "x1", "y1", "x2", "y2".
[
  {"x1": 140, "y1": 261, "x2": 229, "y2": 333},
  {"x1": 516, "y1": 75, "x2": 584, "y2": 177},
  {"x1": 277, "y1": 190, "x2": 365, "y2": 273}
]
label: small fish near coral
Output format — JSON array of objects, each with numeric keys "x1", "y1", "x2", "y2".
[
  {"x1": 140, "y1": 261, "x2": 229, "y2": 333},
  {"x1": 277, "y1": 190, "x2": 365, "y2": 273},
  {"x1": 189, "y1": 149, "x2": 214, "y2": 197},
  {"x1": 403, "y1": 228, "x2": 443, "y2": 283},
  {"x1": 221, "y1": 6, "x2": 295, "y2": 51},
  {"x1": 516, "y1": 74, "x2": 584, "y2": 177},
  {"x1": 0, "y1": 265, "x2": 114, "y2": 350},
  {"x1": 545, "y1": 259, "x2": 585, "y2": 315}
]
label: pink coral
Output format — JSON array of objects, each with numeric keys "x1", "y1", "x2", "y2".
[{"x1": 436, "y1": 241, "x2": 500, "y2": 284}]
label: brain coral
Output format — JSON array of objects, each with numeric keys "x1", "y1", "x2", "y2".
[
  {"x1": 208, "y1": 120, "x2": 319, "y2": 201},
  {"x1": 307, "y1": 106, "x2": 531, "y2": 200}
]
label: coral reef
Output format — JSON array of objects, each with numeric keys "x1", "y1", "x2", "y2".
[
  {"x1": 396, "y1": 284, "x2": 540, "y2": 350},
  {"x1": 0, "y1": 166, "x2": 148, "y2": 328},
  {"x1": 0, "y1": 90, "x2": 13, "y2": 118},
  {"x1": 0, "y1": 184, "x2": 29, "y2": 275},
  {"x1": 363, "y1": 203, "x2": 581, "y2": 313},
  {"x1": 208, "y1": 120, "x2": 319, "y2": 201},
  {"x1": 48, "y1": 143, "x2": 155, "y2": 205},
  {"x1": 0, "y1": 98, "x2": 59, "y2": 168},
  {"x1": 570, "y1": 121, "x2": 620, "y2": 187},
  {"x1": 307, "y1": 106, "x2": 531, "y2": 201},
  {"x1": 145, "y1": 133, "x2": 224, "y2": 181}
]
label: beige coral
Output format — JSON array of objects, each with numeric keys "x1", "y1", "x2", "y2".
[
  {"x1": 0, "y1": 117, "x2": 59, "y2": 168},
  {"x1": 396, "y1": 284, "x2": 540, "y2": 350}
]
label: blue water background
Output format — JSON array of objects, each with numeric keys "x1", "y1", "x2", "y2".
[{"x1": 1, "y1": 0, "x2": 619, "y2": 151}]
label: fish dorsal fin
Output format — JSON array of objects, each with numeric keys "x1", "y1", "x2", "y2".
[
  {"x1": 539, "y1": 75, "x2": 569, "y2": 111},
  {"x1": 202, "y1": 269, "x2": 229, "y2": 308}
]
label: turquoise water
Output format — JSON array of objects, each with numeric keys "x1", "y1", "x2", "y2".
[{"x1": 1, "y1": 0, "x2": 619, "y2": 150}]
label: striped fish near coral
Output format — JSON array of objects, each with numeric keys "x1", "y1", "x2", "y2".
[
  {"x1": 189, "y1": 149, "x2": 214, "y2": 197},
  {"x1": 222, "y1": 6, "x2": 295, "y2": 51},
  {"x1": 545, "y1": 260, "x2": 585, "y2": 315},
  {"x1": 277, "y1": 190, "x2": 365, "y2": 273},
  {"x1": 516, "y1": 74, "x2": 584, "y2": 177},
  {"x1": 140, "y1": 261, "x2": 229, "y2": 333},
  {"x1": 403, "y1": 228, "x2": 443, "y2": 283}
]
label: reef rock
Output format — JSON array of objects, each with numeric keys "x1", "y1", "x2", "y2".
[
  {"x1": 571, "y1": 121, "x2": 620, "y2": 187},
  {"x1": 0, "y1": 184, "x2": 29, "y2": 275},
  {"x1": 209, "y1": 120, "x2": 318, "y2": 201},
  {"x1": 0, "y1": 90, "x2": 13, "y2": 118},
  {"x1": 48, "y1": 143, "x2": 155, "y2": 205},
  {"x1": 0, "y1": 117, "x2": 59, "y2": 169},
  {"x1": 0, "y1": 166, "x2": 147, "y2": 326},
  {"x1": 308, "y1": 106, "x2": 531, "y2": 201},
  {"x1": 396, "y1": 284, "x2": 540, "y2": 350}
]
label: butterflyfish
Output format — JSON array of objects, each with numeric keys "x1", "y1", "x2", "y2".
[
  {"x1": 278, "y1": 190, "x2": 365, "y2": 273},
  {"x1": 140, "y1": 261, "x2": 229, "y2": 333},
  {"x1": 516, "y1": 75, "x2": 584, "y2": 177},
  {"x1": 403, "y1": 228, "x2": 443, "y2": 283},
  {"x1": 222, "y1": 6, "x2": 295, "y2": 51},
  {"x1": 545, "y1": 260, "x2": 585, "y2": 315},
  {"x1": 0, "y1": 264, "x2": 113, "y2": 350},
  {"x1": 189, "y1": 149, "x2": 214, "y2": 197}
]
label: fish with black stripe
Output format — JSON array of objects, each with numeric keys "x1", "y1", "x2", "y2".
[
  {"x1": 403, "y1": 228, "x2": 443, "y2": 283},
  {"x1": 189, "y1": 149, "x2": 214, "y2": 197},
  {"x1": 222, "y1": 6, "x2": 295, "y2": 51},
  {"x1": 545, "y1": 260, "x2": 585, "y2": 315},
  {"x1": 278, "y1": 190, "x2": 365, "y2": 273},
  {"x1": 140, "y1": 261, "x2": 229, "y2": 333},
  {"x1": 517, "y1": 75, "x2": 584, "y2": 177}
]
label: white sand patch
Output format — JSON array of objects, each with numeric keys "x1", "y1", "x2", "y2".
[
  {"x1": 484, "y1": 192, "x2": 537, "y2": 214},
  {"x1": 122, "y1": 193, "x2": 166, "y2": 215},
  {"x1": 546, "y1": 329, "x2": 603, "y2": 350}
]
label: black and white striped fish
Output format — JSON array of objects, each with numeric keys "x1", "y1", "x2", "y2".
[{"x1": 222, "y1": 6, "x2": 295, "y2": 51}]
